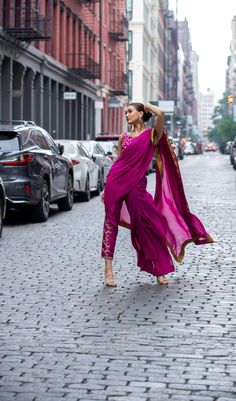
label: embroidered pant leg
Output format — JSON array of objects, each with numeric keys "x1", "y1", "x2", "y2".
[{"x1": 101, "y1": 200, "x2": 123, "y2": 259}]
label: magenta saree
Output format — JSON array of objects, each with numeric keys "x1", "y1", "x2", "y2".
[{"x1": 103, "y1": 128, "x2": 213, "y2": 276}]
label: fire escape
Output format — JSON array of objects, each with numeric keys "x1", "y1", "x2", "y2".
[
  {"x1": 2, "y1": 0, "x2": 51, "y2": 41},
  {"x1": 109, "y1": 7, "x2": 128, "y2": 96},
  {"x1": 68, "y1": 0, "x2": 100, "y2": 80}
]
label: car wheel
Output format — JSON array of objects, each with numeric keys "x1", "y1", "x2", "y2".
[
  {"x1": 33, "y1": 179, "x2": 50, "y2": 222},
  {"x1": 58, "y1": 174, "x2": 74, "y2": 211},
  {"x1": 94, "y1": 173, "x2": 101, "y2": 196},
  {"x1": 0, "y1": 198, "x2": 3, "y2": 238},
  {"x1": 81, "y1": 175, "x2": 90, "y2": 202}
]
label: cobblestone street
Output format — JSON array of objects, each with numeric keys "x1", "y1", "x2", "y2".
[{"x1": 0, "y1": 153, "x2": 236, "y2": 401}]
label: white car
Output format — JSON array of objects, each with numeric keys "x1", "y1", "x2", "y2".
[
  {"x1": 81, "y1": 141, "x2": 113, "y2": 186},
  {"x1": 55, "y1": 140, "x2": 100, "y2": 201},
  {"x1": 96, "y1": 140, "x2": 118, "y2": 163},
  {"x1": 184, "y1": 142, "x2": 195, "y2": 155}
]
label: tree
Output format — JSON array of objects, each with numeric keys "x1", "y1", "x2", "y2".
[{"x1": 209, "y1": 92, "x2": 236, "y2": 144}]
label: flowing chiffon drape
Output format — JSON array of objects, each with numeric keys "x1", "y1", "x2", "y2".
[{"x1": 103, "y1": 128, "x2": 213, "y2": 276}]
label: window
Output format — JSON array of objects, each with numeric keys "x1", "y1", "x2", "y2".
[
  {"x1": 0, "y1": 132, "x2": 19, "y2": 152},
  {"x1": 21, "y1": 129, "x2": 36, "y2": 149},
  {"x1": 128, "y1": 31, "x2": 133, "y2": 61},
  {"x1": 80, "y1": 144, "x2": 90, "y2": 159},
  {"x1": 32, "y1": 130, "x2": 49, "y2": 150},
  {"x1": 63, "y1": 142, "x2": 76, "y2": 155},
  {"x1": 95, "y1": 144, "x2": 105, "y2": 155},
  {"x1": 128, "y1": 70, "x2": 133, "y2": 100},
  {"x1": 127, "y1": 0, "x2": 133, "y2": 21},
  {"x1": 78, "y1": 143, "x2": 87, "y2": 158},
  {"x1": 40, "y1": 129, "x2": 59, "y2": 153}
]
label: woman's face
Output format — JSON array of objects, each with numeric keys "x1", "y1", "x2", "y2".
[{"x1": 125, "y1": 105, "x2": 143, "y2": 125}]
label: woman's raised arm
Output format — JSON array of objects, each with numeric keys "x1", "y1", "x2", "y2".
[{"x1": 144, "y1": 103, "x2": 164, "y2": 146}]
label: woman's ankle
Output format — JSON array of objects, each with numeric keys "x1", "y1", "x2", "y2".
[{"x1": 104, "y1": 258, "x2": 113, "y2": 272}]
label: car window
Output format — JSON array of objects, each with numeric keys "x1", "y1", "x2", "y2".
[
  {"x1": 32, "y1": 130, "x2": 49, "y2": 150},
  {"x1": 0, "y1": 132, "x2": 19, "y2": 152},
  {"x1": 95, "y1": 144, "x2": 105, "y2": 155},
  {"x1": 62, "y1": 142, "x2": 76, "y2": 154},
  {"x1": 81, "y1": 141, "x2": 92, "y2": 154},
  {"x1": 99, "y1": 142, "x2": 112, "y2": 152},
  {"x1": 21, "y1": 129, "x2": 40, "y2": 149},
  {"x1": 41, "y1": 129, "x2": 59, "y2": 153},
  {"x1": 77, "y1": 144, "x2": 87, "y2": 158},
  {"x1": 80, "y1": 144, "x2": 90, "y2": 159}
]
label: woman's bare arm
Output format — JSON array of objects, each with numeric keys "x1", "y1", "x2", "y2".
[
  {"x1": 116, "y1": 134, "x2": 123, "y2": 158},
  {"x1": 100, "y1": 134, "x2": 122, "y2": 204},
  {"x1": 144, "y1": 103, "x2": 164, "y2": 146}
]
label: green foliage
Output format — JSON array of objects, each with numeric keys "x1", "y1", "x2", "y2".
[{"x1": 210, "y1": 93, "x2": 236, "y2": 143}]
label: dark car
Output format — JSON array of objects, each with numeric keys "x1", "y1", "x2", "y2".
[
  {"x1": 0, "y1": 177, "x2": 6, "y2": 238},
  {"x1": 0, "y1": 121, "x2": 74, "y2": 222},
  {"x1": 172, "y1": 138, "x2": 184, "y2": 160},
  {"x1": 231, "y1": 136, "x2": 236, "y2": 169}
]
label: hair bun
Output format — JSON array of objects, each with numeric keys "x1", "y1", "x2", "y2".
[{"x1": 143, "y1": 111, "x2": 152, "y2": 122}]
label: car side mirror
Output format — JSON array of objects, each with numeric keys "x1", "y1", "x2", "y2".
[
  {"x1": 106, "y1": 151, "x2": 112, "y2": 156},
  {"x1": 57, "y1": 143, "x2": 64, "y2": 155},
  {"x1": 92, "y1": 155, "x2": 96, "y2": 162}
]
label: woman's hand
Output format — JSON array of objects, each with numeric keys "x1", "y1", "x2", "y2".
[
  {"x1": 100, "y1": 190, "x2": 104, "y2": 204},
  {"x1": 144, "y1": 103, "x2": 164, "y2": 118}
]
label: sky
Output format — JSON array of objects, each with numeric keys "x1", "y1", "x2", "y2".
[{"x1": 169, "y1": 0, "x2": 236, "y2": 102}]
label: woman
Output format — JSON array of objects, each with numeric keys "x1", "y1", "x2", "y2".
[{"x1": 101, "y1": 102, "x2": 213, "y2": 287}]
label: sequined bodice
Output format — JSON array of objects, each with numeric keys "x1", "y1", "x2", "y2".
[{"x1": 121, "y1": 133, "x2": 138, "y2": 149}]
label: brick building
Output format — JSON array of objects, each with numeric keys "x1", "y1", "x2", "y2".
[{"x1": 0, "y1": 0, "x2": 128, "y2": 139}]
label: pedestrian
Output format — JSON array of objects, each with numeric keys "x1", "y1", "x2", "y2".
[{"x1": 100, "y1": 102, "x2": 213, "y2": 287}]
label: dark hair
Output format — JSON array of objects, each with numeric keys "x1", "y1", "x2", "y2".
[{"x1": 129, "y1": 102, "x2": 152, "y2": 122}]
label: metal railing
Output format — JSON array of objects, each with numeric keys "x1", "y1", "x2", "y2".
[
  {"x1": 110, "y1": 73, "x2": 128, "y2": 95},
  {"x1": 3, "y1": 6, "x2": 51, "y2": 41},
  {"x1": 68, "y1": 54, "x2": 100, "y2": 80},
  {"x1": 109, "y1": 12, "x2": 128, "y2": 42}
]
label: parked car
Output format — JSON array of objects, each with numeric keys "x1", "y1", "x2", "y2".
[
  {"x1": 80, "y1": 140, "x2": 112, "y2": 186},
  {"x1": 225, "y1": 141, "x2": 232, "y2": 155},
  {"x1": 96, "y1": 140, "x2": 118, "y2": 163},
  {"x1": 204, "y1": 143, "x2": 217, "y2": 152},
  {"x1": 0, "y1": 177, "x2": 6, "y2": 238},
  {"x1": 231, "y1": 136, "x2": 236, "y2": 169},
  {"x1": 172, "y1": 138, "x2": 184, "y2": 160},
  {"x1": 168, "y1": 136, "x2": 184, "y2": 159},
  {"x1": 0, "y1": 120, "x2": 74, "y2": 222},
  {"x1": 55, "y1": 139, "x2": 100, "y2": 201},
  {"x1": 184, "y1": 141, "x2": 195, "y2": 155}
]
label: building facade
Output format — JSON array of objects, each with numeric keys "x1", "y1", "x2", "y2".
[
  {"x1": 226, "y1": 16, "x2": 236, "y2": 100},
  {"x1": 165, "y1": 9, "x2": 178, "y2": 103},
  {"x1": 0, "y1": 0, "x2": 128, "y2": 139},
  {"x1": 127, "y1": 0, "x2": 159, "y2": 104},
  {"x1": 199, "y1": 88, "x2": 215, "y2": 134},
  {"x1": 178, "y1": 18, "x2": 196, "y2": 137}
]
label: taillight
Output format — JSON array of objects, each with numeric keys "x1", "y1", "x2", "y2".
[
  {"x1": 0, "y1": 153, "x2": 33, "y2": 166},
  {"x1": 108, "y1": 156, "x2": 114, "y2": 161},
  {"x1": 25, "y1": 183, "x2": 31, "y2": 193},
  {"x1": 71, "y1": 159, "x2": 80, "y2": 165}
]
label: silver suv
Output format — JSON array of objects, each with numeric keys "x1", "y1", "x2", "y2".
[{"x1": 0, "y1": 121, "x2": 74, "y2": 222}]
